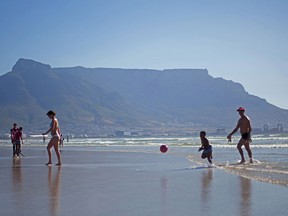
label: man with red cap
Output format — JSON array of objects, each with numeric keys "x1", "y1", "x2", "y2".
[{"x1": 227, "y1": 107, "x2": 253, "y2": 163}]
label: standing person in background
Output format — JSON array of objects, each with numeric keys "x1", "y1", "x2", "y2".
[
  {"x1": 60, "y1": 134, "x2": 64, "y2": 147},
  {"x1": 227, "y1": 107, "x2": 253, "y2": 164},
  {"x1": 42, "y1": 110, "x2": 62, "y2": 166},
  {"x1": 14, "y1": 127, "x2": 24, "y2": 158},
  {"x1": 10, "y1": 123, "x2": 18, "y2": 158}
]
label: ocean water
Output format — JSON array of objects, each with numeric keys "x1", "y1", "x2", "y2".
[{"x1": 1, "y1": 134, "x2": 288, "y2": 186}]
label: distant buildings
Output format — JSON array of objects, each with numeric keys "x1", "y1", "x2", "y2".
[
  {"x1": 262, "y1": 123, "x2": 284, "y2": 134},
  {"x1": 0, "y1": 122, "x2": 286, "y2": 139},
  {"x1": 115, "y1": 131, "x2": 131, "y2": 137}
]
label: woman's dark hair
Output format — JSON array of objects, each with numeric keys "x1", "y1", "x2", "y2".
[{"x1": 46, "y1": 110, "x2": 56, "y2": 116}]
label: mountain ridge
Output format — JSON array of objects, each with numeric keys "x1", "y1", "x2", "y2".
[{"x1": 0, "y1": 58, "x2": 287, "y2": 134}]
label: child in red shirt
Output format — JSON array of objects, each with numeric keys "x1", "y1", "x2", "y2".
[{"x1": 14, "y1": 127, "x2": 23, "y2": 158}]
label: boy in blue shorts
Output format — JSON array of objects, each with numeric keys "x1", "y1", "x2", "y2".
[{"x1": 198, "y1": 131, "x2": 213, "y2": 164}]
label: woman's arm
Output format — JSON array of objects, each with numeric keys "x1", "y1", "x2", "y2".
[{"x1": 42, "y1": 119, "x2": 54, "y2": 135}]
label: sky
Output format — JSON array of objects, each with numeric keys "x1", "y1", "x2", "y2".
[{"x1": 1, "y1": 0, "x2": 288, "y2": 109}]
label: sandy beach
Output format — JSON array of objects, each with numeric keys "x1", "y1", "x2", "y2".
[{"x1": 0, "y1": 146, "x2": 287, "y2": 216}]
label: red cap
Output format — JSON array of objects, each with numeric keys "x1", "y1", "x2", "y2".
[{"x1": 237, "y1": 107, "x2": 245, "y2": 111}]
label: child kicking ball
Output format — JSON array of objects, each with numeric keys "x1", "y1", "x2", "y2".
[{"x1": 198, "y1": 131, "x2": 213, "y2": 164}]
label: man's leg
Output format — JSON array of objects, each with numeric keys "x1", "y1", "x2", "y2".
[
  {"x1": 12, "y1": 143, "x2": 16, "y2": 157},
  {"x1": 237, "y1": 139, "x2": 245, "y2": 163},
  {"x1": 16, "y1": 144, "x2": 20, "y2": 157},
  {"x1": 244, "y1": 141, "x2": 253, "y2": 163}
]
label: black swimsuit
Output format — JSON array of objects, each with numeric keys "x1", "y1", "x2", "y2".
[{"x1": 241, "y1": 133, "x2": 250, "y2": 140}]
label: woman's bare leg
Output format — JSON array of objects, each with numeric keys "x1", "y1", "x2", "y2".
[
  {"x1": 54, "y1": 140, "x2": 62, "y2": 165},
  {"x1": 46, "y1": 141, "x2": 53, "y2": 165},
  {"x1": 46, "y1": 137, "x2": 59, "y2": 165}
]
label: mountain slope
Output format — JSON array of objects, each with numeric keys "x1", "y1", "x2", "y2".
[
  {"x1": 53, "y1": 66, "x2": 288, "y2": 127},
  {"x1": 0, "y1": 58, "x2": 287, "y2": 133},
  {"x1": 0, "y1": 59, "x2": 150, "y2": 129}
]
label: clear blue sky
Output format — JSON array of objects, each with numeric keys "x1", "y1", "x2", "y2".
[{"x1": 1, "y1": 0, "x2": 287, "y2": 109}]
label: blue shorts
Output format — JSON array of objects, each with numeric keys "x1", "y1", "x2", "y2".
[{"x1": 203, "y1": 145, "x2": 212, "y2": 156}]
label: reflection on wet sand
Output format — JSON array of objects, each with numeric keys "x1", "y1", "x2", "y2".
[
  {"x1": 160, "y1": 176, "x2": 168, "y2": 215},
  {"x1": 239, "y1": 176, "x2": 252, "y2": 216},
  {"x1": 12, "y1": 159, "x2": 23, "y2": 209},
  {"x1": 48, "y1": 166, "x2": 62, "y2": 216},
  {"x1": 13, "y1": 159, "x2": 22, "y2": 191},
  {"x1": 201, "y1": 169, "x2": 213, "y2": 214}
]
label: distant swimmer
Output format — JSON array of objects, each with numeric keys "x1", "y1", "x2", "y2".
[
  {"x1": 227, "y1": 107, "x2": 253, "y2": 163},
  {"x1": 42, "y1": 110, "x2": 62, "y2": 166},
  {"x1": 198, "y1": 131, "x2": 213, "y2": 164}
]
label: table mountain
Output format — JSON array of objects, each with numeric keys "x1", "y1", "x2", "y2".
[{"x1": 0, "y1": 58, "x2": 287, "y2": 132}]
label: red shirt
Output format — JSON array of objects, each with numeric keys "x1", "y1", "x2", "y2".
[
  {"x1": 10, "y1": 128, "x2": 18, "y2": 141},
  {"x1": 14, "y1": 131, "x2": 22, "y2": 141}
]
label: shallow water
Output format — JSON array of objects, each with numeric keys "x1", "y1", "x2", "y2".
[
  {"x1": 1, "y1": 136, "x2": 288, "y2": 216},
  {"x1": 1, "y1": 135, "x2": 288, "y2": 186}
]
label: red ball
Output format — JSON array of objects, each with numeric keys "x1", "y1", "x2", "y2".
[{"x1": 160, "y1": 144, "x2": 168, "y2": 153}]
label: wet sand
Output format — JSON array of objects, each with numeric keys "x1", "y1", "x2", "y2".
[{"x1": 0, "y1": 147, "x2": 287, "y2": 216}]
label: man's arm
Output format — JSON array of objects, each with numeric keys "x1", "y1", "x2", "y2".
[
  {"x1": 227, "y1": 121, "x2": 240, "y2": 140},
  {"x1": 229, "y1": 127, "x2": 239, "y2": 136}
]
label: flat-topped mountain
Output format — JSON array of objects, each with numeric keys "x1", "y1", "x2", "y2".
[{"x1": 0, "y1": 58, "x2": 287, "y2": 133}]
